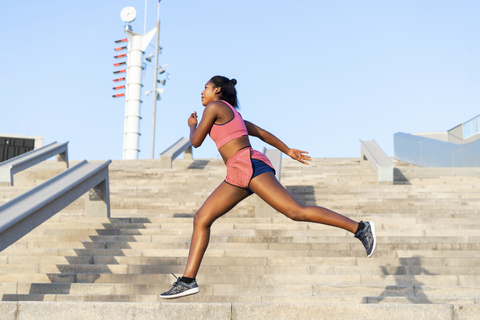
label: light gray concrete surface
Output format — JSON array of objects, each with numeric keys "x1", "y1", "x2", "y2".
[
  {"x1": 0, "y1": 302, "x2": 17, "y2": 320},
  {"x1": 13, "y1": 302, "x2": 231, "y2": 320},
  {"x1": 231, "y1": 304, "x2": 462, "y2": 320},
  {"x1": 454, "y1": 304, "x2": 480, "y2": 320},
  {"x1": 0, "y1": 302, "x2": 478, "y2": 320},
  {"x1": 254, "y1": 195, "x2": 277, "y2": 218}
]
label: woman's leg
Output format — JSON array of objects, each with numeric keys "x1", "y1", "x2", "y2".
[
  {"x1": 183, "y1": 181, "x2": 250, "y2": 278},
  {"x1": 248, "y1": 172, "x2": 359, "y2": 233}
]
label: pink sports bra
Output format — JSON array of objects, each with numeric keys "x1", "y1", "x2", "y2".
[{"x1": 209, "y1": 100, "x2": 248, "y2": 149}]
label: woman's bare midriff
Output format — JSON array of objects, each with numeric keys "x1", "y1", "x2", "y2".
[{"x1": 218, "y1": 135, "x2": 251, "y2": 163}]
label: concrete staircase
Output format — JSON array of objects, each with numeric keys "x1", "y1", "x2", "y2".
[{"x1": 0, "y1": 158, "x2": 479, "y2": 318}]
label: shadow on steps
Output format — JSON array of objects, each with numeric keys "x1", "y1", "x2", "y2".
[
  {"x1": 394, "y1": 168, "x2": 411, "y2": 185},
  {"x1": 187, "y1": 160, "x2": 210, "y2": 170},
  {"x1": 285, "y1": 186, "x2": 316, "y2": 206},
  {"x1": 2, "y1": 218, "x2": 152, "y2": 301},
  {"x1": 363, "y1": 256, "x2": 435, "y2": 304}
]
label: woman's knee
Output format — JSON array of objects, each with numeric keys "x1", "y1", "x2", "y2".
[
  {"x1": 193, "y1": 211, "x2": 214, "y2": 228},
  {"x1": 283, "y1": 205, "x2": 307, "y2": 222}
]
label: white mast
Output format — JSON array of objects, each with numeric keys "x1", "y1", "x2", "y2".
[{"x1": 120, "y1": 7, "x2": 156, "y2": 160}]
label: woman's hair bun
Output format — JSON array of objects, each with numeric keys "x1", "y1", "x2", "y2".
[{"x1": 209, "y1": 75, "x2": 239, "y2": 107}]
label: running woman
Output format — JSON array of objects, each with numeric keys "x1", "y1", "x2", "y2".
[{"x1": 160, "y1": 76, "x2": 376, "y2": 299}]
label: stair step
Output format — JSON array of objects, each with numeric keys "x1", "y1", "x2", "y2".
[{"x1": 3, "y1": 283, "x2": 480, "y2": 298}]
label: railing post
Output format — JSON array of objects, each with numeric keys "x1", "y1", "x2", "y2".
[
  {"x1": 56, "y1": 150, "x2": 69, "y2": 169},
  {"x1": 0, "y1": 169, "x2": 13, "y2": 186},
  {"x1": 84, "y1": 176, "x2": 111, "y2": 218},
  {"x1": 360, "y1": 139, "x2": 395, "y2": 184},
  {"x1": 160, "y1": 156, "x2": 172, "y2": 169},
  {"x1": 255, "y1": 148, "x2": 282, "y2": 219},
  {"x1": 360, "y1": 148, "x2": 370, "y2": 170},
  {"x1": 184, "y1": 145, "x2": 193, "y2": 160}
]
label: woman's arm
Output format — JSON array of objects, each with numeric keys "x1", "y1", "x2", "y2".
[
  {"x1": 244, "y1": 120, "x2": 311, "y2": 165},
  {"x1": 244, "y1": 120, "x2": 289, "y2": 154},
  {"x1": 188, "y1": 102, "x2": 220, "y2": 148}
]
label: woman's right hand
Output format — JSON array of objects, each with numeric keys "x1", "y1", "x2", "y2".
[
  {"x1": 288, "y1": 149, "x2": 311, "y2": 165},
  {"x1": 188, "y1": 112, "x2": 198, "y2": 127}
]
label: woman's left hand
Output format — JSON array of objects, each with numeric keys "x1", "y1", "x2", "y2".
[{"x1": 288, "y1": 149, "x2": 311, "y2": 165}]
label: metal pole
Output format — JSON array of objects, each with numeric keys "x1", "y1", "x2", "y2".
[
  {"x1": 151, "y1": 3, "x2": 160, "y2": 159},
  {"x1": 144, "y1": 0, "x2": 148, "y2": 34}
]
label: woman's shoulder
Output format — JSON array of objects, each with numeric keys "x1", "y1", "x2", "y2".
[{"x1": 206, "y1": 100, "x2": 231, "y2": 112}]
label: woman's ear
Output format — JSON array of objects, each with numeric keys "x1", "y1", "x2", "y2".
[{"x1": 214, "y1": 87, "x2": 221, "y2": 94}]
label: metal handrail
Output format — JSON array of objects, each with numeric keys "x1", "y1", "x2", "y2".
[
  {"x1": 0, "y1": 160, "x2": 111, "y2": 252},
  {"x1": 159, "y1": 137, "x2": 193, "y2": 169}
]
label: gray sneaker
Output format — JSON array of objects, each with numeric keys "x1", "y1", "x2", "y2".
[
  {"x1": 160, "y1": 274, "x2": 200, "y2": 299},
  {"x1": 354, "y1": 221, "x2": 376, "y2": 258}
]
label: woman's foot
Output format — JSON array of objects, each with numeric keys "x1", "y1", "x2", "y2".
[
  {"x1": 159, "y1": 274, "x2": 200, "y2": 299},
  {"x1": 354, "y1": 221, "x2": 376, "y2": 257}
]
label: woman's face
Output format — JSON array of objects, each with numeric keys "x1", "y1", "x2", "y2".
[{"x1": 201, "y1": 81, "x2": 219, "y2": 106}]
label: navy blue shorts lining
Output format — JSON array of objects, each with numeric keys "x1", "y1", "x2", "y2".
[{"x1": 243, "y1": 159, "x2": 275, "y2": 195}]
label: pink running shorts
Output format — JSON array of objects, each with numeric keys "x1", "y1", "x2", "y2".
[{"x1": 224, "y1": 147, "x2": 275, "y2": 190}]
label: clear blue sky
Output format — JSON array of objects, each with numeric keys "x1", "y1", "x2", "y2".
[{"x1": 2, "y1": 1, "x2": 479, "y2": 160}]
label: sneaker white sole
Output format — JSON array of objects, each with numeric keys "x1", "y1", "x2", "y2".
[
  {"x1": 159, "y1": 287, "x2": 200, "y2": 299},
  {"x1": 367, "y1": 221, "x2": 376, "y2": 258}
]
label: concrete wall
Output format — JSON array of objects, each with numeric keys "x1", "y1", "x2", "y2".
[
  {"x1": 411, "y1": 132, "x2": 448, "y2": 142},
  {"x1": 447, "y1": 125, "x2": 465, "y2": 144},
  {"x1": 412, "y1": 124, "x2": 480, "y2": 145},
  {"x1": 394, "y1": 132, "x2": 480, "y2": 167}
]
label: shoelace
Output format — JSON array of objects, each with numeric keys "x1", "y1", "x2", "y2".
[{"x1": 170, "y1": 273, "x2": 180, "y2": 286}]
